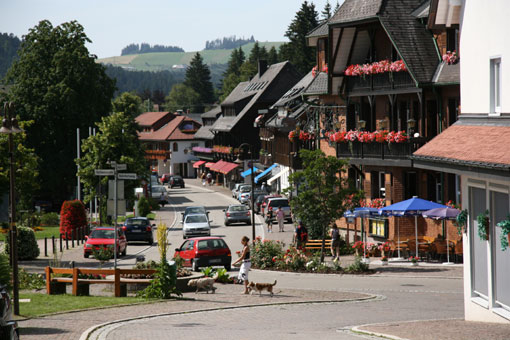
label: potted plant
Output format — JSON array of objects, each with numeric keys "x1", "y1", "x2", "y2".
[
  {"x1": 362, "y1": 252, "x2": 370, "y2": 264},
  {"x1": 410, "y1": 256, "x2": 419, "y2": 266},
  {"x1": 477, "y1": 210, "x2": 490, "y2": 241},
  {"x1": 381, "y1": 256, "x2": 388, "y2": 266},
  {"x1": 496, "y1": 217, "x2": 510, "y2": 251},
  {"x1": 351, "y1": 241, "x2": 364, "y2": 256}
]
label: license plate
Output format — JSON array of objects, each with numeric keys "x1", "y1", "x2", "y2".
[
  {"x1": 131, "y1": 229, "x2": 141, "y2": 233},
  {"x1": 209, "y1": 259, "x2": 221, "y2": 264}
]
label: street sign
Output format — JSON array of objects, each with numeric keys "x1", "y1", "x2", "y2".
[
  {"x1": 95, "y1": 169, "x2": 114, "y2": 176},
  {"x1": 116, "y1": 164, "x2": 127, "y2": 171},
  {"x1": 117, "y1": 173, "x2": 137, "y2": 180}
]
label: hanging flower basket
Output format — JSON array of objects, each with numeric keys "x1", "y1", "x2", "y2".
[
  {"x1": 496, "y1": 217, "x2": 510, "y2": 251},
  {"x1": 288, "y1": 130, "x2": 298, "y2": 142},
  {"x1": 477, "y1": 210, "x2": 490, "y2": 241},
  {"x1": 455, "y1": 209, "x2": 468, "y2": 235}
]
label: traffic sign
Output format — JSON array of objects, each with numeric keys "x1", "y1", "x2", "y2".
[
  {"x1": 116, "y1": 164, "x2": 127, "y2": 171},
  {"x1": 117, "y1": 173, "x2": 137, "y2": 180},
  {"x1": 95, "y1": 169, "x2": 114, "y2": 176}
]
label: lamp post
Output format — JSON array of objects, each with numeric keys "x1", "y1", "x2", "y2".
[
  {"x1": 1, "y1": 102, "x2": 22, "y2": 315},
  {"x1": 237, "y1": 143, "x2": 256, "y2": 241}
]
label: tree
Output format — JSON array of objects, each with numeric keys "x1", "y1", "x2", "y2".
[
  {"x1": 184, "y1": 52, "x2": 215, "y2": 112},
  {"x1": 283, "y1": 1, "x2": 319, "y2": 74},
  {"x1": 285, "y1": 149, "x2": 359, "y2": 262},
  {"x1": 5, "y1": 20, "x2": 115, "y2": 202},
  {"x1": 322, "y1": 0, "x2": 332, "y2": 20},
  {"x1": 164, "y1": 83, "x2": 201, "y2": 112},
  {"x1": 112, "y1": 92, "x2": 142, "y2": 118},
  {"x1": 334, "y1": 1, "x2": 341, "y2": 15},
  {"x1": 268, "y1": 46, "x2": 279, "y2": 65},
  {"x1": 0, "y1": 33, "x2": 21, "y2": 78},
  {"x1": 219, "y1": 47, "x2": 246, "y2": 102},
  {"x1": 76, "y1": 111, "x2": 147, "y2": 223}
]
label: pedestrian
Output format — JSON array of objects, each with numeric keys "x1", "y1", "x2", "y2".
[
  {"x1": 261, "y1": 182, "x2": 267, "y2": 193},
  {"x1": 276, "y1": 206, "x2": 285, "y2": 232},
  {"x1": 294, "y1": 220, "x2": 308, "y2": 249},
  {"x1": 206, "y1": 172, "x2": 212, "y2": 186},
  {"x1": 329, "y1": 225, "x2": 340, "y2": 262},
  {"x1": 265, "y1": 208, "x2": 273, "y2": 233},
  {"x1": 232, "y1": 236, "x2": 251, "y2": 294}
]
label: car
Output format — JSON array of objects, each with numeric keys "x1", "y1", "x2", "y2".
[
  {"x1": 250, "y1": 191, "x2": 269, "y2": 210},
  {"x1": 231, "y1": 183, "x2": 245, "y2": 198},
  {"x1": 160, "y1": 173, "x2": 171, "y2": 184},
  {"x1": 174, "y1": 236, "x2": 231, "y2": 272},
  {"x1": 0, "y1": 285, "x2": 18, "y2": 340},
  {"x1": 266, "y1": 197, "x2": 292, "y2": 222},
  {"x1": 122, "y1": 217, "x2": 154, "y2": 244},
  {"x1": 181, "y1": 206, "x2": 209, "y2": 223},
  {"x1": 253, "y1": 194, "x2": 265, "y2": 214},
  {"x1": 237, "y1": 185, "x2": 251, "y2": 201},
  {"x1": 151, "y1": 185, "x2": 169, "y2": 206},
  {"x1": 83, "y1": 227, "x2": 127, "y2": 258},
  {"x1": 223, "y1": 204, "x2": 251, "y2": 226},
  {"x1": 260, "y1": 194, "x2": 281, "y2": 216},
  {"x1": 170, "y1": 175, "x2": 185, "y2": 188},
  {"x1": 182, "y1": 213, "x2": 211, "y2": 239},
  {"x1": 241, "y1": 190, "x2": 266, "y2": 205}
]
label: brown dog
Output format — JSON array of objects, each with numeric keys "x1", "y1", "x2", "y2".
[
  {"x1": 187, "y1": 277, "x2": 216, "y2": 294},
  {"x1": 248, "y1": 280, "x2": 277, "y2": 296}
]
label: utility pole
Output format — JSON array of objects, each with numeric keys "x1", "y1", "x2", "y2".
[{"x1": 77, "y1": 127, "x2": 81, "y2": 201}]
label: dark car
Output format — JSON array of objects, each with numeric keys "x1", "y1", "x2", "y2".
[
  {"x1": 250, "y1": 191, "x2": 269, "y2": 212},
  {"x1": 122, "y1": 217, "x2": 154, "y2": 244},
  {"x1": 181, "y1": 206, "x2": 209, "y2": 223},
  {"x1": 83, "y1": 227, "x2": 128, "y2": 258},
  {"x1": 223, "y1": 204, "x2": 251, "y2": 226},
  {"x1": 0, "y1": 285, "x2": 18, "y2": 340},
  {"x1": 170, "y1": 175, "x2": 185, "y2": 188},
  {"x1": 174, "y1": 236, "x2": 231, "y2": 272}
]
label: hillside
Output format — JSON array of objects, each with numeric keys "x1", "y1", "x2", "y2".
[{"x1": 98, "y1": 41, "x2": 285, "y2": 72}]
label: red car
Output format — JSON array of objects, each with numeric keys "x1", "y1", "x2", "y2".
[
  {"x1": 160, "y1": 173, "x2": 171, "y2": 184},
  {"x1": 174, "y1": 236, "x2": 231, "y2": 272},
  {"x1": 260, "y1": 194, "x2": 281, "y2": 216},
  {"x1": 83, "y1": 227, "x2": 128, "y2": 258}
]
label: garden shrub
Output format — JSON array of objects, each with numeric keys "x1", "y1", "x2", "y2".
[
  {"x1": 19, "y1": 211, "x2": 42, "y2": 228},
  {"x1": 137, "y1": 196, "x2": 151, "y2": 217},
  {"x1": 344, "y1": 255, "x2": 370, "y2": 273},
  {"x1": 6, "y1": 226, "x2": 40, "y2": 260},
  {"x1": 59, "y1": 200, "x2": 87, "y2": 239},
  {"x1": 250, "y1": 237, "x2": 284, "y2": 269},
  {"x1": 40, "y1": 212, "x2": 60, "y2": 226},
  {"x1": 0, "y1": 253, "x2": 11, "y2": 289},
  {"x1": 19, "y1": 268, "x2": 45, "y2": 290}
]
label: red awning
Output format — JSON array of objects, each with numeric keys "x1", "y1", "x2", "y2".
[
  {"x1": 209, "y1": 160, "x2": 226, "y2": 172},
  {"x1": 192, "y1": 160, "x2": 206, "y2": 168},
  {"x1": 219, "y1": 162, "x2": 238, "y2": 175},
  {"x1": 204, "y1": 162, "x2": 215, "y2": 168}
]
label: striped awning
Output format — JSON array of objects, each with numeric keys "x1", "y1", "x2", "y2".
[
  {"x1": 205, "y1": 162, "x2": 215, "y2": 168},
  {"x1": 193, "y1": 160, "x2": 206, "y2": 168},
  {"x1": 218, "y1": 162, "x2": 238, "y2": 175}
]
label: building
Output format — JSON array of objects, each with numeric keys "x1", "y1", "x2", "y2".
[{"x1": 413, "y1": 0, "x2": 510, "y2": 323}]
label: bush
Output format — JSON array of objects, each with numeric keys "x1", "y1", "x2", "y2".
[
  {"x1": 250, "y1": 237, "x2": 284, "y2": 269},
  {"x1": 40, "y1": 212, "x2": 60, "y2": 226},
  {"x1": 137, "y1": 260, "x2": 181, "y2": 299},
  {"x1": 19, "y1": 268, "x2": 45, "y2": 290},
  {"x1": 0, "y1": 253, "x2": 11, "y2": 290},
  {"x1": 59, "y1": 200, "x2": 87, "y2": 239},
  {"x1": 137, "y1": 196, "x2": 151, "y2": 217},
  {"x1": 344, "y1": 255, "x2": 370, "y2": 273},
  {"x1": 6, "y1": 226, "x2": 40, "y2": 260},
  {"x1": 19, "y1": 211, "x2": 42, "y2": 228}
]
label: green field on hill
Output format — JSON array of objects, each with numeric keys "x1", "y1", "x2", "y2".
[{"x1": 98, "y1": 41, "x2": 285, "y2": 72}]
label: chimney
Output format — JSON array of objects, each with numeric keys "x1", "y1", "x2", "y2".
[{"x1": 258, "y1": 60, "x2": 268, "y2": 77}]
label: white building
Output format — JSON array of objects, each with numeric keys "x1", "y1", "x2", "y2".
[{"x1": 413, "y1": 0, "x2": 510, "y2": 323}]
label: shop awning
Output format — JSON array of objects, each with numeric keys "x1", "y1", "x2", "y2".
[
  {"x1": 192, "y1": 160, "x2": 206, "y2": 168},
  {"x1": 240, "y1": 167, "x2": 259, "y2": 178},
  {"x1": 218, "y1": 162, "x2": 238, "y2": 175},
  {"x1": 209, "y1": 160, "x2": 227, "y2": 172},
  {"x1": 254, "y1": 163, "x2": 278, "y2": 184},
  {"x1": 205, "y1": 162, "x2": 215, "y2": 168},
  {"x1": 267, "y1": 167, "x2": 290, "y2": 185}
]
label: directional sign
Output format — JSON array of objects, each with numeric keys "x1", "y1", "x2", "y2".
[
  {"x1": 95, "y1": 169, "x2": 114, "y2": 176},
  {"x1": 116, "y1": 164, "x2": 127, "y2": 171},
  {"x1": 117, "y1": 173, "x2": 137, "y2": 180}
]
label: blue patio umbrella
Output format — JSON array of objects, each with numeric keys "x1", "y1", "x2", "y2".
[
  {"x1": 422, "y1": 207, "x2": 460, "y2": 264},
  {"x1": 343, "y1": 207, "x2": 380, "y2": 258},
  {"x1": 379, "y1": 197, "x2": 448, "y2": 257}
]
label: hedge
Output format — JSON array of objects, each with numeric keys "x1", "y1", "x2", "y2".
[
  {"x1": 6, "y1": 226, "x2": 40, "y2": 260},
  {"x1": 59, "y1": 200, "x2": 87, "y2": 239}
]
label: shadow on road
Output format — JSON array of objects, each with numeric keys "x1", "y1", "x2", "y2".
[{"x1": 20, "y1": 327, "x2": 69, "y2": 335}]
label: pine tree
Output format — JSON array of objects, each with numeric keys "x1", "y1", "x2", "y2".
[
  {"x1": 184, "y1": 52, "x2": 215, "y2": 112},
  {"x1": 268, "y1": 46, "x2": 278, "y2": 65},
  {"x1": 334, "y1": 1, "x2": 341, "y2": 15},
  {"x1": 322, "y1": 0, "x2": 332, "y2": 20}
]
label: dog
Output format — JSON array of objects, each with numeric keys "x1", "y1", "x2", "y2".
[
  {"x1": 248, "y1": 280, "x2": 277, "y2": 296},
  {"x1": 187, "y1": 277, "x2": 216, "y2": 294}
]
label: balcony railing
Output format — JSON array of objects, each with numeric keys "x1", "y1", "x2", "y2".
[
  {"x1": 336, "y1": 138, "x2": 427, "y2": 160},
  {"x1": 145, "y1": 149, "x2": 171, "y2": 160},
  {"x1": 345, "y1": 72, "x2": 415, "y2": 93},
  {"x1": 259, "y1": 154, "x2": 273, "y2": 166}
]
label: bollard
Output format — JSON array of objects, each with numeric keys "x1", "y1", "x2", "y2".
[
  {"x1": 66, "y1": 234, "x2": 69, "y2": 250},
  {"x1": 60, "y1": 234, "x2": 63, "y2": 252},
  {"x1": 72, "y1": 229, "x2": 75, "y2": 248},
  {"x1": 44, "y1": 237, "x2": 48, "y2": 257},
  {"x1": 51, "y1": 236, "x2": 55, "y2": 254}
]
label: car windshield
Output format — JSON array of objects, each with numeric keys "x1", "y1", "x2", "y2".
[
  {"x1": 240, "y1": 186, "x2": 251, "y2": 192},
  {"x1": 126, "y1": 219, "x2": 148, "y2": 226},
  {"x1": 229, "y1": 205, "x2": 248, "y2": 212},
  {"x1": 198, "y1": 239, "x2": 226, "y2": 250},
  {"x1": 185, "y1": 215, "x2": 208, "y2": 223},
  {"x1": 173, "y1": 176, "x2": 182, "y2": 180},
  {"x1": 90, "y1": 229, "x2": 114, "y2": 239},
  {"x1": 185, "y1": 207, "x2": 206, "y2": 215},
  {"x1": 269, "y1": 199, "x2": 289, "y2": 208},
  {"x1": 152, "y1": 186, "x2": 166, "y2": 193}
]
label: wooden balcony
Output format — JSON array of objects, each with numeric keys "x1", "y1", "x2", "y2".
[
  {"x1": 336, "y1": 138, "x2": 427, "y2": 164},
  {"x1": 144, "y1": 149, "x2": 170, "y2": 160},
  {"x1": 259, "y1": 154, "x2": 273, "y2": 167},
  {"x1": 345, "y1": 72, "x2": 415, "y2": 94}
]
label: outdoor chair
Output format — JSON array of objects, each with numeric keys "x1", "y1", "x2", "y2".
[
  {"x1": 389, "y1": 239, "x2": 408, "y2": 258},
  {"x1": 454, "y1": 240, "x2": 463, "y2": 263}
]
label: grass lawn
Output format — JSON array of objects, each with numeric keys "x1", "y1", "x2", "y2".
[
  {"x1": 33, "y1": 226, "x2": 61, "y2": 240},
  {"x1": 19, "y1": 292, "x2": 152, "y2": 318}
]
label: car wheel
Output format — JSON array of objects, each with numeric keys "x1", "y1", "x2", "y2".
[
  {"x1": 224, "y1": 264, "x2": 231, "y2": 271},
  {"x1": 192, "y1": 260, "x2": 199, "y2": 272},
  {"x1": 246, "y1": 221, "x2": 251, "y2": 225},
  {"x1": 225, "y1": 221, "x2": 230, "y2": 226},
  {"x1": 148, "y1": 238, "x2": 153, "y2": 245},
  {"x1": 84, "y1": 253, "x2": 89, "y2": 258},
  {"x1": 287, "y1": 219, "x2": 292, "y2": 223}
]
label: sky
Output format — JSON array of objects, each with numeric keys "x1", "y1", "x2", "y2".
[{"x1": 0, "y1": 0, "x2": 339, "y2": 59}]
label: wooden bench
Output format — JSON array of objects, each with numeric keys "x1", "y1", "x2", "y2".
[
  {"x1": 45, "y1": 267, "x2": 156, "y2": 297},
  {"x1": 305, "y1": 239, "x2": 332, "y2": 252}
]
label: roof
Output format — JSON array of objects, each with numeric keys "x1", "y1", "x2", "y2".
[
  {"x1": 210, "y1": 116, "x2": 236, "y2": 133},
  {"x1": 411, "y1": 0, "x2": 430, "y2": 18},
  {"x1": 432, "y1": 61, "x2": 460, "y2": 85},
  {"x1": 413, "y1": 124, "x2": 510, "y2": 169},
  {"x1": 221, "y1": 81, "x2": 253, "y2": 106},
  {"x1": 303, "y1": 72, "x2": 329, "y2": 95},
  {"x1": 265, "y1": 103, "x2": 309, "y2": 129},
  {"x1": 202, "y1": 106, "x2": 222, "y2": 119},
  {"x1": 306, "y1": 21, "x2": 329, "y2": 38},
  {"x1": 329, "y1": 0, "x2": 382, "y2": 24},
  {"x1": 135, "y1": 111, "x2": 169, "y2": 127},
  {"x1": 138, "y1": 115, "x2": 200, "y2": 141},
  {"x1": 272, "y1": 71, "x2": 315, "y2": 108},
  {"x1": 194, "y1": 125, "x2": 215, "y2": 140},
  {"x1": 183, "y1": 113, "x2": 203, "y2": 125}
]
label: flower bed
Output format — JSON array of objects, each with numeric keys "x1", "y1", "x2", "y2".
[
  {"x1": 328, "y1": 130, "x2": 408, "y2": 144},
  {"x1": 344, "y1": 60, "x2": 406, "y2": 76}
]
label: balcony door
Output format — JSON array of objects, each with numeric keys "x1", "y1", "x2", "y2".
[{"x1": 426, "y1": 100, "x2": 438, "y2": 138}]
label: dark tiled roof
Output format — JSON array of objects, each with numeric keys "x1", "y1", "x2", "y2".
[
  {"x1": 272, "y1": 71, "x2": 315, "y2": 108},
  {"x1": 411, "y1": 0, "x2": 430, "y2": 18},
  {"x1": 432, "y1": 61, "x2": 460, "y2": 85},
  {"x1": 379, "y1": 0, "x2": 440, "y2": 84},
  {"x1": 210, "y1": 116, "x2": 236, "y2": 132},
  {"x1": 303, "y1": 72, "x2": 329, "y2": 95},
  {"x1": 194, "y1": 125, "x2": 215, "y2": 140},
  {"x1": 330, "y1": 0, "x2": 382, "y2": 24},
  {"x1": 202, "y1": 106, "x2": 222, "y2": 119},
  {"x1": 306, "y1": 21, "x2": 329, "y2": 38},
  {"x1": 265, "y1": 103, "x2": 309, "y2": 129},
  {"x1": 221, "y1": 81, "x2": 253, "y2": 106},
  {"x1": 184, "y1": 113, "x2": 203, "y2": 125}
]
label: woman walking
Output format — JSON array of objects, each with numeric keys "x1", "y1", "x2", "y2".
[
  {"x1": 232, "y1": 236, "x2": 251, "y2": 294},
  {"x1": 330, "y1": 225, "x2": 340, "y2": 262},
  {"x1": 266, "y1": 208, "x2": 273, "y2": 233}
]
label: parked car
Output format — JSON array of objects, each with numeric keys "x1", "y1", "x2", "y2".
[
  {"x1": 237, "y1": 185, "x2": 252, "y2": 201},
  {"x1": 266, "y1": 197, "x2": 292, "y2": 222},
  {"x1": 122, "y1": 217, "x2": 154, "y2": 244},
  {"x1": 0, "y1": 285, "x2": 18, "y2": 340},
  {"x1": 174, "y1": 237, "x2": 231, "y2": 272},
  {"x1": 181, "y1": 206, "x2": 209, "y2": 223},
  {"x1": 223, "y1": 204, "x2": 251, "y2": 226},
  {"x1": 182, "y1": 213, "x2": 211, "y2": 239},
  {"x1": 231, "y1": 183, "x2": 244, "y2": 198},
  {"x1": 84, "y1": 227, "x2": 127, "y2": 258},
  {"x1": 160, "y1": 173, "x2": 171, "y2": 184},
  {"x1": 260, "y1": 194, "x2": 281, "y2": 216},
  {"x1": 239, "y1": 189, "x2": 265, "y2": 204},
  {"x1": 253, "y1": 194, "x2": 266, "y2": 214},
  {"x1": 250, "y1": 191, "x2": 269, "y2": 210},
  {"x1": 151, "y1": 185, "x2": 169, "y2": 206},
  {"x1": 170, "y1": 175, "x2": 185, "y2": 188}
]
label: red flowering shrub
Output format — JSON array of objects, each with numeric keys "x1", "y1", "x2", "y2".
[{"x1": 59, "y1": 200, "x2": 87, "y2": 239}]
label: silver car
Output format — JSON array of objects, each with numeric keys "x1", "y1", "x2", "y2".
[
  {"x1": 266, "y1": 197, "x2": 292, "y2": 222},
  {"x1": 232, "y1": 183, "x2": 243, "y2": 198},
  {"x1": 151, "y1": 185, "x2": 169, "y2": 206},
  {"x1": 182, "y1": 213, "x2": 211, "y2": 239},
  {"x1": 223, "y1": 204, "x2": 251, "y2": 226}
]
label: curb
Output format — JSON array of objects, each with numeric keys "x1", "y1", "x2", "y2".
[{"x1": 80, "y1": 293, "x2": 379, "y2": 340}]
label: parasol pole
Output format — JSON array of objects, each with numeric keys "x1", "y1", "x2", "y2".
[
  {"x1": 397, "y1": 217, "x2": 401, "y2": 258},
  {"x1": 415, "y1": 215, "x2": 418, "y2": 257}
]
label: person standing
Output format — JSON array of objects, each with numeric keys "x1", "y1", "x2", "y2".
[
  {"x1": 265, "y1": 208, "x2": 273, "y2": 233},
  {"x1": 276, "y1": 206, "x2": 285, "y2": 232},
  {"x1": 294, "y1": 221, "x2": 308, "y2": 249},
  {"x1": 330, "y1": 225, "x2": 340, "y2": 262},
  {"x1": 232, "y1": 236, "x2": 251, "y2": 294}
]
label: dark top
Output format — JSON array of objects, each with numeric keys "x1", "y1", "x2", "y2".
[
  {"x1": 244, "y1": 246, "x2": 250, "y2": 260},
  {"x1": 331, "y1": 228, "x2": 340, "y2": 241}
]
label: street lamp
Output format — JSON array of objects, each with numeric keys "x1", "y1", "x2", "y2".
[
  {"x1": 1, "y1": 101, "x2": 23, "y2": 315},
  {"x1": 236, "y1": 143, "x2": 256, "y2": 242}
]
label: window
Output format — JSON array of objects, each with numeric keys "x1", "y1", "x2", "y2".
[
  {"x1": 490, "y1": 58, "x2": 502, "y2": 115},
  {"x1": 446, "y1": 29, "x2": 458, "y2": 53},
  {"x1": 173, "y1": 143, "x2": 178, "y2": 152},
  {"x1": 404, "y1": 172, "x2": 417, "y2": 199},
  {"x1": 371, "y1": 171, "x2": 385, "y2": 199},
  {"x1": 369, "y1": 218, "x2": 388, "y2": 238}
]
